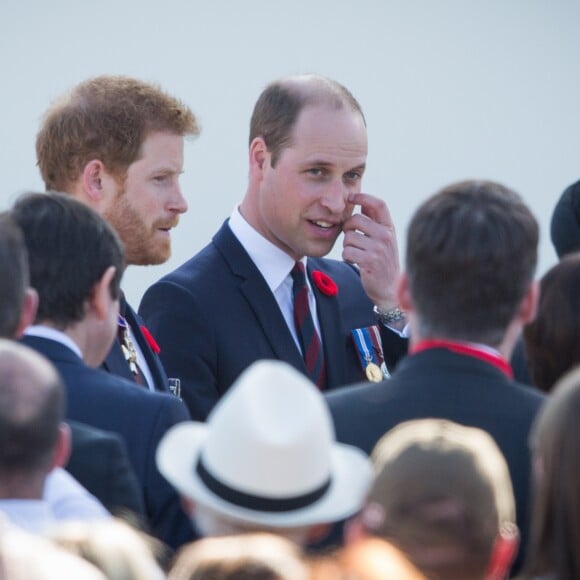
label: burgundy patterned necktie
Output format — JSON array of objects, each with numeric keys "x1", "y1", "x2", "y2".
[{"x1": 291, "y1": 262, "x2": 326, "y2": 390}]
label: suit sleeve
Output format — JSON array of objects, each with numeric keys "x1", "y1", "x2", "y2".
[
  {"x1": 143, "y1": 394, "x2": 195, "y2": 550},
  {"x1": 67, "y1": 422, "x2": 146, "y2": 520},
  {"x1": 100, "y1": 435, "x2": 147, "y2": 521},
  {"x1": 139, "y1": 280, "x2": 220, "y2": 421},
  {"x1": 338, "y1": 261, "x2": 409, "y2": 374},
  {"x1": 379, "y1": 324, "x2": 409, "y2": 372}
]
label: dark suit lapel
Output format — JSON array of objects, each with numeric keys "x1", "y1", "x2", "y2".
[
  {"x1": 103, "y1": 338, "x2": 135, "y2": 383},
  {"x1": 213, "y1": 222, "x2": 306, "y2": 371},
  {"x1": 308, "y1": 260, "x2": 347, "y2": 388}
]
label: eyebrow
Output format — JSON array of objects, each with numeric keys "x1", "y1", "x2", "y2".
[
  {"x1": 303, "y1": 160, "x2": 367, "y2": 172},
  {"x1": 348, "y1": 163, "x2": 366, "y2": 173},
  {"x1": 150, "y1": 167, "x2": 183, "y2": 175}
]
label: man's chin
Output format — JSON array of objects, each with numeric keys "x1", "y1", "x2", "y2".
[
  {"x1": 304, "y1": 240, "x2": 337, "y2": 259},
  {"x1": 125, "y1": 247, "x2": 171, "y2": 266}
]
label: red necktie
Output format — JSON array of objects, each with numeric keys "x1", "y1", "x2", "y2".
[{"x1": 291, "y1": 262, "x2": 326, "y2": 390}]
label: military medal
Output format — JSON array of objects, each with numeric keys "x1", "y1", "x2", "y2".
[
  {"x1": 352, "y1": 326, "x2": 389, "y2": 382},
  {"x1": 365, "y1": 361, "x2": 383, "y2": 382},
  {"x1": 118, "y1": 315, "x2": 140, "y2": 377}
]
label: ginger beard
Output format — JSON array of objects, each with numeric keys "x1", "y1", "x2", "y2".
[{"x1": 104, "y1": 190, "x2": 178, "y2": 266}]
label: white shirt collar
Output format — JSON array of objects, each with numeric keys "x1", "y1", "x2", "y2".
[
  {"x1": 228, "y1": 206, "x2": 307, "y2": 291},
  {"x1": 24, "y1": 325, "x2": 83, "y2": 360}
]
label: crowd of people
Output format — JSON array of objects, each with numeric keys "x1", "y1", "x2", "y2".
[{"x1": 0, "y1": 72, "x2": 579, "y2": 579}]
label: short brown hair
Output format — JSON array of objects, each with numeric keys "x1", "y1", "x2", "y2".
[
  {"x1": 249, "y1": 74, "x2": 365, "y2": 167},
  {"x1": 524, "y1": 253, "x2": 580, "y2": 392},
  {"x1": 36, "y1": 75, "x2": 200, "y2": 191},
  {"x1": 11, "y1": 192, "x2": 125, "y2": 327},
  {"x1": 406, "y1": 180, "x2": 538, "y2": 346}
]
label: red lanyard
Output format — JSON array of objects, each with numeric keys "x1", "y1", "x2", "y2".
[{"x1": 411, "y1": 339, "x2": 513, "y2": 379}]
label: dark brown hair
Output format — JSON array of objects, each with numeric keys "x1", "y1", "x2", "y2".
[
  {"x1": 11, "y1": 192, "x2": 125, "y2": 327},
  {"x1": 523, "y1": 253, "x2": 580, "y2": 392},
  {"x1": 406, "y1": 180, "x2": 538, "y2": 346}
]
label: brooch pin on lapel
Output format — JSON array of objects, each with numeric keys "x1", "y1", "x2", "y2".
[{"x1": 312, "y1": 270, "x2": 338, "y2": 296}]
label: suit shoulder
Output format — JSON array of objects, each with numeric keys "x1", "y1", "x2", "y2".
[
  {"x1": 141, "y1": 241, "x2": 230, "y2": 307},
  {"x1": 68, "y1": 420, "x2": 122, "y2": 445},
  {"x1": 310, "y1": 258, "x2": 360, "y2": 280},
  {"x1": 325, "y1": 380, "x2": 389, "y2": 409},
  {"x1": 510, "y1": 380, "x2": 547, "y2": 409},
  {"x1": 86, "y1": 368, "x2": 183, "y2": 407}
]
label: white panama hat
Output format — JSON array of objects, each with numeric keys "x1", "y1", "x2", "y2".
[{"x1": 156, "y1": 360, "x2": 372, "y2": 528}]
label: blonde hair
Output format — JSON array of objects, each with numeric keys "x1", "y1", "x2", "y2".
[
  {"x1": 0, "y1": 515, "x2": 105, "y2": 579},
  {"x1": 169, "y1": 533, "x2": 308, "y2": 580},
  {"x1": 49, "y1": 518, "x2": 164, "y2": 580}
]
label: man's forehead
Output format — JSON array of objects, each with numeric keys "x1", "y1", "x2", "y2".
[{"x1": 286, "y1": 105, "x2": 367, "y2": 158}]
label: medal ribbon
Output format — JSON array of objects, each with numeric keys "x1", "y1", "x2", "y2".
[
  {"x1": 352, "y1": 326, "x2": 388, "y2": 379},
  {"x1": 411, "y1": 339, "x2": 513, "y2": 379}
]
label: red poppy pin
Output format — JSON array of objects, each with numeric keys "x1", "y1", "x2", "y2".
[
  {"x1": 140, "y1": 325, "x2": 161, "y2": 354},
  {"x1": 312, "y1": 271, "x2": 338, "y2": 297}
]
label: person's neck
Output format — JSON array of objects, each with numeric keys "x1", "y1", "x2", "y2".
[
  {"x1": 408, "y1": 314, "x2": 515, "y2": 360},
  {"x1": 0, "y1": 476, "x2": 45, "y2": 500},
  {"x1": 410, "y1": 332, "x2": 512, "y2": 360}
]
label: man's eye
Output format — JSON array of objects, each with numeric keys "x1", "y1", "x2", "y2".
[
  {"x1": 153, "y1": 175, "x2": 169, "y2": 183},
  {"x1": 308, "y1": 168, "x2": 324, "y2": 177},
  {"x1": 345, "y1": 171, "x2": 361, "y2": 182}
]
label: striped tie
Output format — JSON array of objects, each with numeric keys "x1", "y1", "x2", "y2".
[{"x1": 291, "y1": 262, "x2": 326, "y2": 390}]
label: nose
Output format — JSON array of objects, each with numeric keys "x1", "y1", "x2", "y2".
[
  {"x1": 169, "y1": 181, "x2": 188, "y2": 214},
  {"x1": 320, "y1": 180, "x2": 347, "y2": 213}
]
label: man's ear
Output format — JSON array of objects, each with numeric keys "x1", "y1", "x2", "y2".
[
  {"x1": 14, "y1": 287, "x2": 38, "y2": 338},
  {"x1": 52, "y1": 423, "x2": 71, "y2": 470},
  {"x1": 396, "y1": 272, "x2": 413, "y2": 313},
  {"x1": 344, "y1": 514, "x2": 367, "y2": 545},
  {"x1": 90, "y1": 266, "x2": 117, "y2": 321},
  {"x1": 517, "y1": 280, "x2": 540, "y2": 325},
  {"x1": 80, "y1": 160, "x2": 119, "y2": 209},
  {"x1": 248, "y1": 137, "x2": 269, "y2": 179},
  {"x1": 486, "y1": 524, "x2": 519, "y2": 580},
  {"x1": 306, "y1": 522, "x2": 331, "y2": 543},
  {"x1": 81, "y1": 160, "x2": 107, "y2": 201},
  {"x1": 179, "y1": 496, "x2": 195, "y2": 517}
]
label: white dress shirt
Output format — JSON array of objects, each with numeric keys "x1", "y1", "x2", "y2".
[
  {"x1": 229, "y1": 207, "x2": 321, "y2": 353},
  {"x1": 0, "y1": 469, "x2": 109, "y2": 535}
]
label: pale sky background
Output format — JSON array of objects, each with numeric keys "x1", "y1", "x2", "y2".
[{"x1": 1, "y1": 0, "x2": 579, "y2": 307}]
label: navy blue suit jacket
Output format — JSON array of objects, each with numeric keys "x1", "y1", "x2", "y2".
[
  {"x1": 139, "y1": 221, "x2": 408, "y2": 421},
  {"x1": 67, "y1": 420, "x2": 145, "y2": 520},
  {"x1": 22, "y1": 335, "x2": 193, "y2": 550},
  {"x1": 103, "y1": 298, "x2": 169, "y2": 392},
  {"x1": 325, "y1": 347, "x2": 546, "y2": 575}
]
